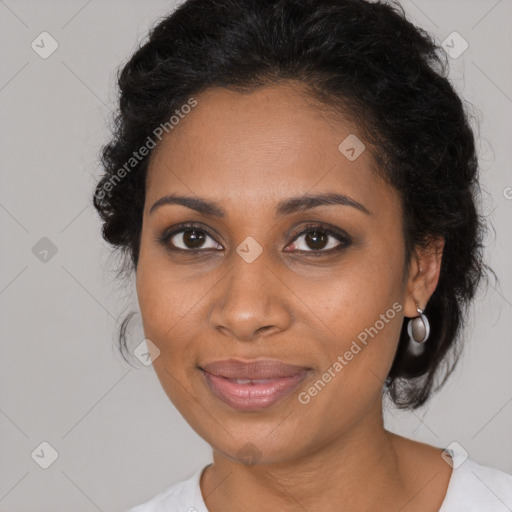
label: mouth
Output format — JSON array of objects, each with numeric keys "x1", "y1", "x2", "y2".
[{"x1": 199, "y1": 358, "x2": 312, "y2": 412}]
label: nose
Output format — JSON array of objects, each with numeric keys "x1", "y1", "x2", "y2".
[{"x1": 208, "y1": 249, "x2": 293, "y2": 342}]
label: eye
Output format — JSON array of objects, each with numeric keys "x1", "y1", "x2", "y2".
[
  {"x1": 157, "y1": 223, "x2": 223, "y2": 252},
  {"x1": 156, "y1": 222, "x2": 351, "y2": 255},
  {"x1": 285, "y1": 223, "x2": 351, "y2": 254}
]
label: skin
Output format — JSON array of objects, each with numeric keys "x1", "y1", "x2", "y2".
[{"x1": 135, "y1": 82, "x2": 449, "y2": 511}]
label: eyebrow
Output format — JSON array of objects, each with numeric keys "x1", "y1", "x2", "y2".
[{"x1": 149, "y1": 192, "x2": 371, "y2": 217}]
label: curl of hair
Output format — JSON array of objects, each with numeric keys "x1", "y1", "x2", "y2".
[{"x1": 93, "y1": 0, "x2": 495, "y2": 409}]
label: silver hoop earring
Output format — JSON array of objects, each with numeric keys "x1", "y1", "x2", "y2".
[{"x1": 407, "y1": 304, "x2": 430, "y2": 356}]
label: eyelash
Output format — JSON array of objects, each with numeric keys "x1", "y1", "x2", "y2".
[{"x1": 156, "y1": 222, "x2": 352, "y2": 257}]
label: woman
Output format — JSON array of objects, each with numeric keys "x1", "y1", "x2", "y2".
[{"x1": 93, "y1": 0, "x2": 512, "y2": 510}]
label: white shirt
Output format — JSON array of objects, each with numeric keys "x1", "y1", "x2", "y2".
[{"x1": 125, "y1": 447, "x2": 512, "y2": 511}]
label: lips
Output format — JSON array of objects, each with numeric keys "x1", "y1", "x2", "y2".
[
  {"x1": 201, "y1": 358, "x2": 310, "y2": 380},
  {"x1": 199, "y1": 358, "x2": 312, "y2": 411}
]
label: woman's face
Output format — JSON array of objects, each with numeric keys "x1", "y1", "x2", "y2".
[{"x1": 136, "y1": 83, "x2": 425, "y2": 464}]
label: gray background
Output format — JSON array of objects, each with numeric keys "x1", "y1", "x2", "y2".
[{"x1": 0, "y1": 0, "x2": 511, "y2": 510}]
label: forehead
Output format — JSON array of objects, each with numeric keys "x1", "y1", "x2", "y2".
[{"x1": 145, "y1": 83, "x2": 395, "y2": 218}]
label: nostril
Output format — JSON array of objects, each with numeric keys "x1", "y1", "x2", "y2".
[{"x1": 256, "y1": 325, "x2": 274, "y2": 336}]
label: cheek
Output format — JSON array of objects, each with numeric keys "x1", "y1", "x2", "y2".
[
  {"x1": 136, "y1": 260, "x2": 202, "y2": 410},
  {"x1": 136, "y1": 230, "x2": 188, "y2": 327},
  {"x1": 292, "y1": 267, "x2": 404, "y2": 431},
  {"x1": 302, "y1": 246, "x2": 403, "y2": 334},
  {"x1": 135, "y1": 248, "x2": 213, "y2": 376},
  {"x1": 136, "y1": 274, "x2": 192, "y2": 352},
  {"x1": 136, "y1": 249, "x2": 183, "y2": 353},
  {"x1": 295, "y1": 242, "x2": 406, "y2": 385}
]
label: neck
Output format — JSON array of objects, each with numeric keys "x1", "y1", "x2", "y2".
[{"x1": 200, "y1": 400, "x2": 409, "y2": 512}]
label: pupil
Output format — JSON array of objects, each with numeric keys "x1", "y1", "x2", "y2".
[
  {"x1": 306, "y1": 230, "x2": 328, "y2": 250},
  {"x1": 184, "y1": 229, "x2": 205, "y2": 248}
]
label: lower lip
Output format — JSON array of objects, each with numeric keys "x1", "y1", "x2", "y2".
[{"x1": 201, "y1": 369, "x2": 310, "y2": 411}]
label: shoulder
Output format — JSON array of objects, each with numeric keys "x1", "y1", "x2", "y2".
[
  {"x1": 440, "y1": 449, "x2": 512, "y2": 512},
  {"x1": 124, "y1": 464, "x2": 211, "y2": 512}
]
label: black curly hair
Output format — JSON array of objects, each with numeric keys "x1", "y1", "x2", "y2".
[{"x1": 93, "y1": 0, "x2": 495, "y2": 410}]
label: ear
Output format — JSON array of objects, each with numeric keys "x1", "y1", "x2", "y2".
[{"x1": 403, "y1": 235, "x2": 445, "y2": 318}]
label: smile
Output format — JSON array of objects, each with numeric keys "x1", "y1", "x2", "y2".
[{"x1": 199, "y1": 362, "x2": 311, "y2": 412}]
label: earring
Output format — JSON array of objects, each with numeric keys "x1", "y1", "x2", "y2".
[{"x1": 407, "y1": 303, "x2": 430, "y2": 356}]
